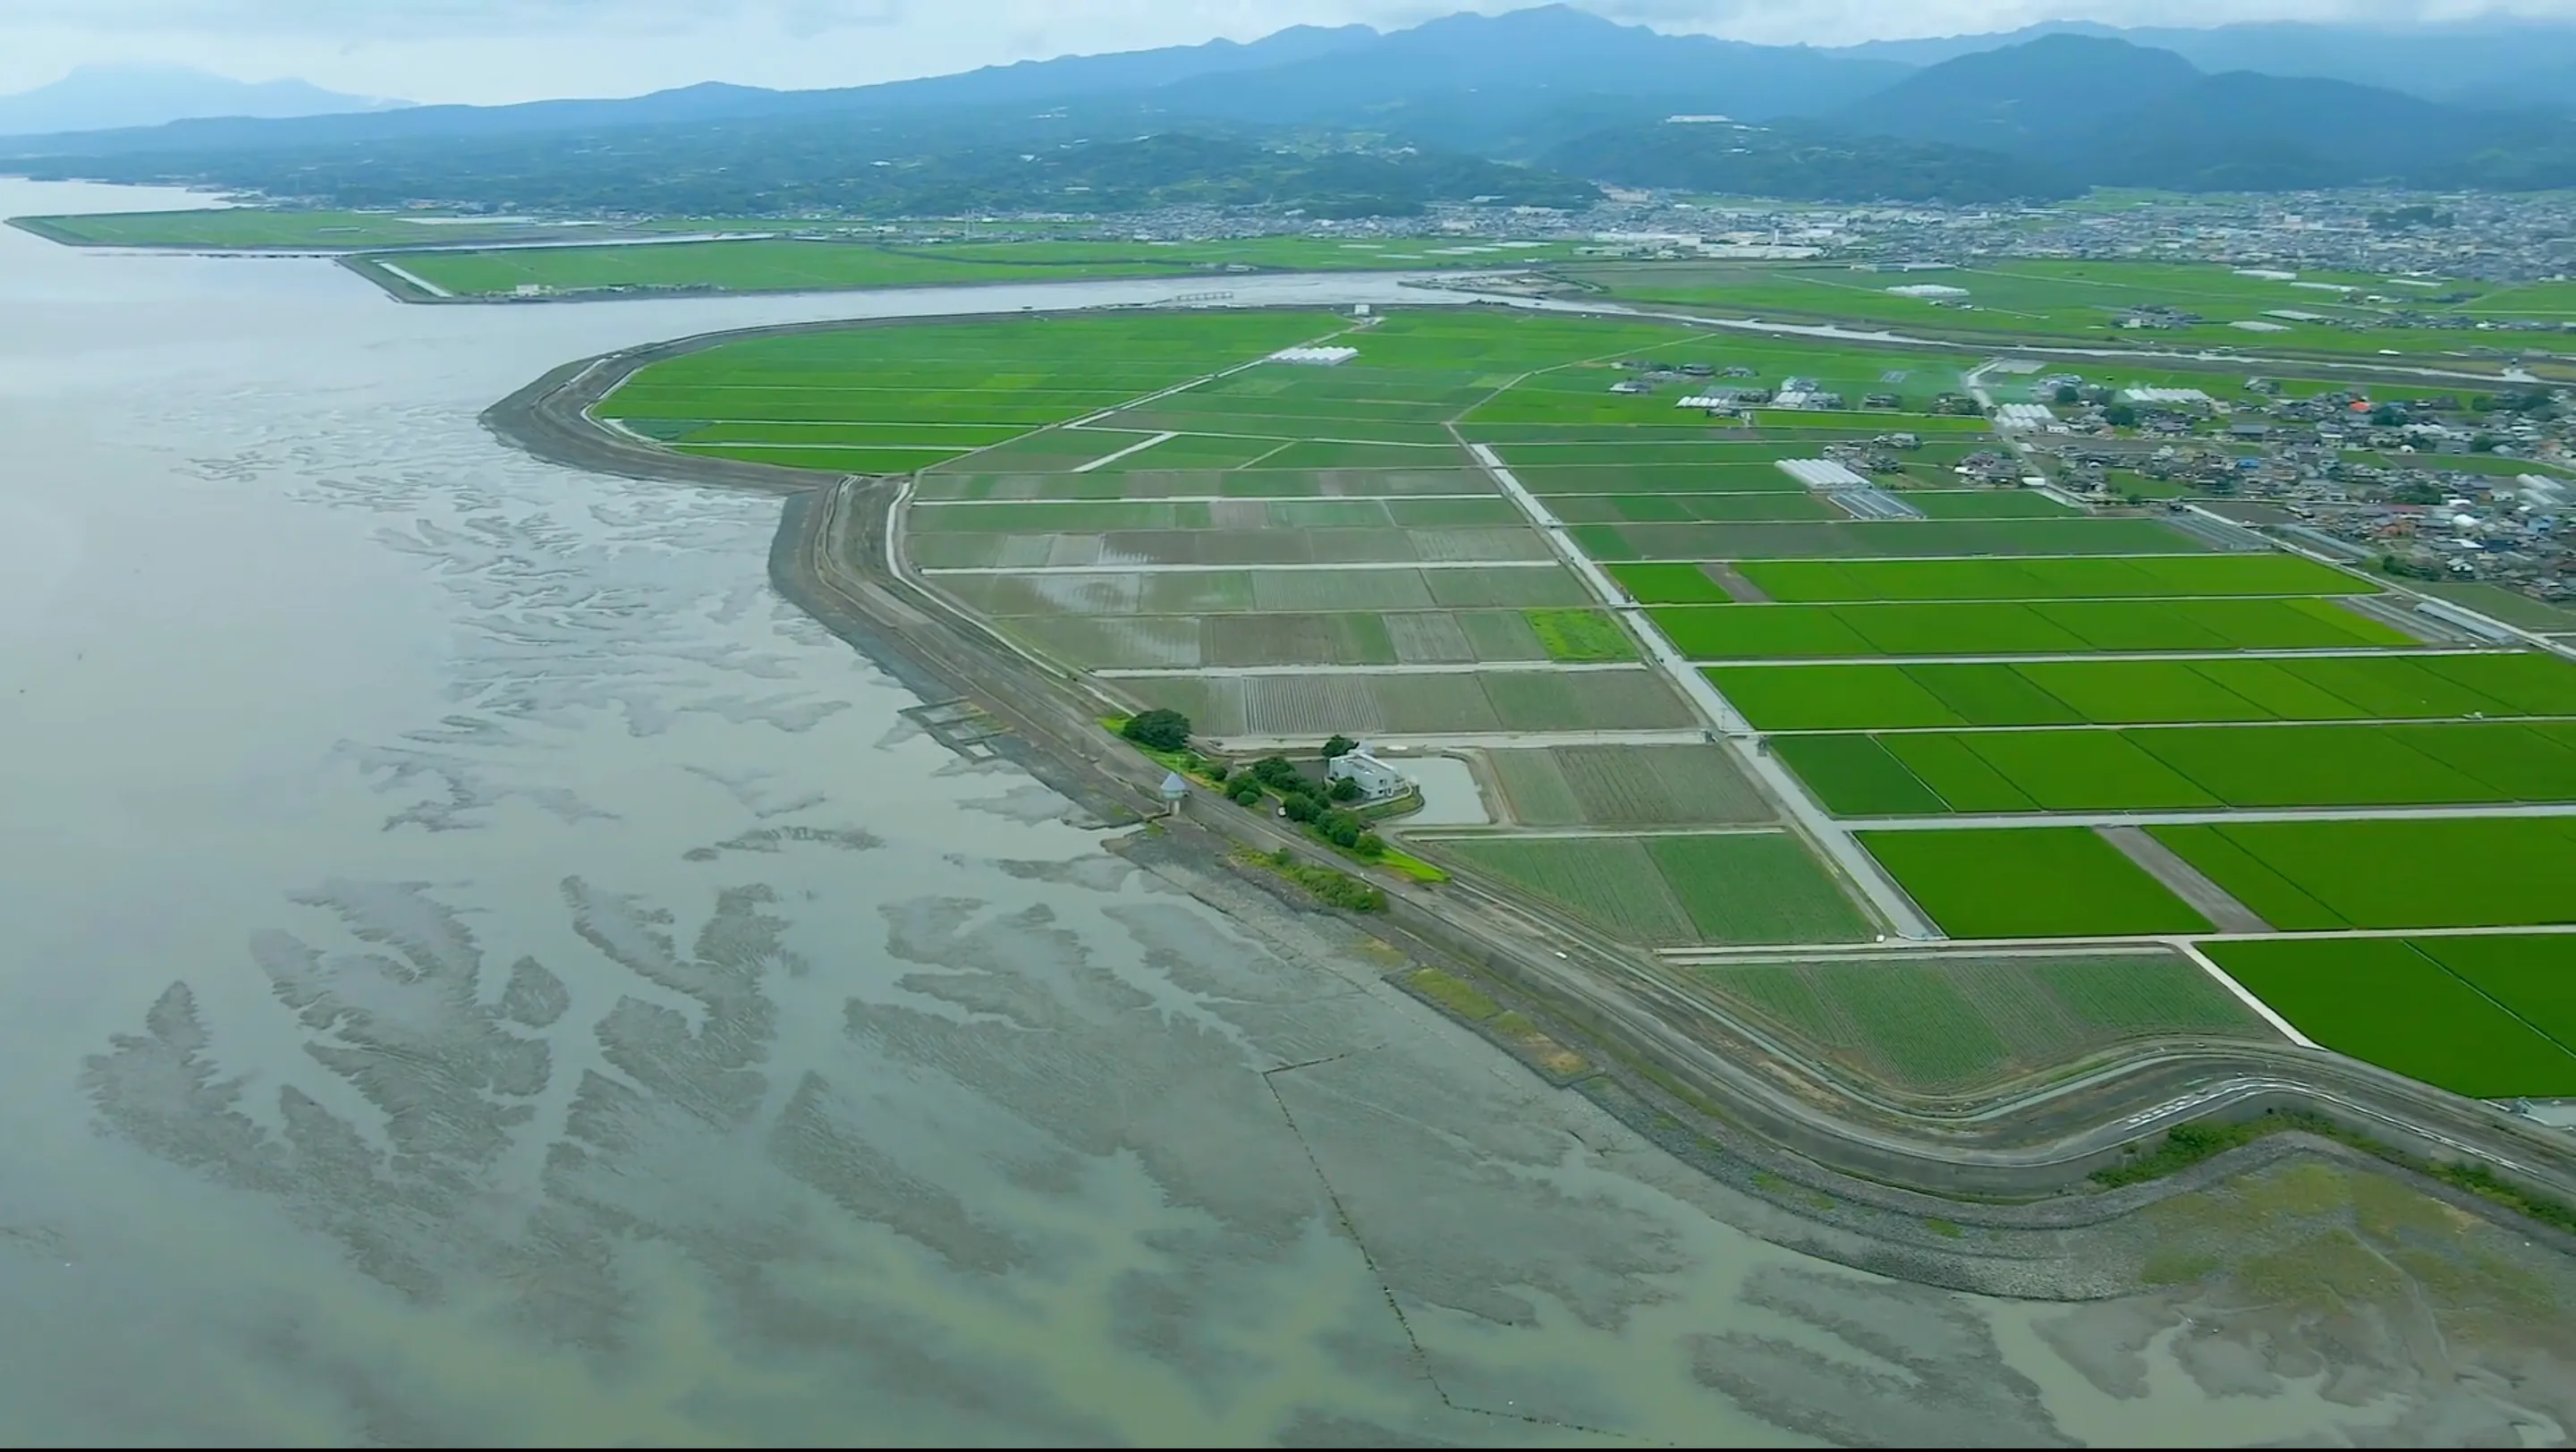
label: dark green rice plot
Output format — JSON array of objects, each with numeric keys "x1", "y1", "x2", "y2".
[
  {"x1": 2032, "y1": 599, "x2": 2233, "y2": 651},
  {"x1": 2204, "y1": 938, "x2": 2576, "y2": 1099},
  {"x1": 2178, "y1": 599, "x2": 2411, "y2": 650},
  {"x1": 1877, "y1": 734, "x2": 2039, "y2": 811},
  {"x1": 2271, "y1": 656, "x2": 2517, "y2": 718},
  {"x1": 2183, "y1": 658, "x2": 2388, "y2": 720},
  {"x1": 1659, "y1": 607, "x2": 1876, "y2": 659},
  {"x1": 1771, "y1": 735, "x2": 1947, "y2": 816},
  {"x1": 2411, "y1": 651, "x2": 2576, "y2": 717},
  {"x1": 1903, "y1": 490, "x2": 2080, "y2": 519},
  {"x1": 1906, "y1": 664, "x2": 2088, "y2": 726},
  {"x1": 2012, "y1": 660, "x2": 2277, "y2": 725},
  {"x1": 1952, "y1": 732, "x2": 2221, "y2": 811},
  {"x1": 2381, "y1": 723, "x2": 2576, "y2": 801},
  {"x1": 2139, "y1": 826, "x2": 2346, "y2": 930},
  {"x1": 1611, "y1": 563, "x2": 1735, "y2": 605},
  {"x1": 2131, "y1": 725, "x2": 2509, "y2": 808},
  {"x1": 1860, "y1": 828, "x2": 2215, "y2": 938},
  {"x1": 2148, "y1": 818, "x2": 2576, "y2": 931},
  {"x1": 1706, "y1": 666, "x2": 1967, "y2": 731},
  {"x1": 1842, "y1": 603, "x2": 2091, "y2": 657},
  {"x1": 1647, "y1": 834, "x2": 1875, "y2": 944},
  {"x1": 2413, "y1": 935, "x2": 2576, "y2": 1057}
]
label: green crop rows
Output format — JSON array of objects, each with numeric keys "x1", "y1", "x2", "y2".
[
  {"x1": 1652, "y1": 598, "x2": 2408, "y2": 659},
  {"x1": 1709, "y1": 651, "x2": 2576, "y2": 730},
  {"x1": 1860, "y1": 828, "x2": 2214, "y2": 938},
  {"x1": 1734, "y1": 554, "x2": 2373, "y2": 602},
  {"x1": 1776, "y1": 721, "x2": 2576, "y2": 816},
  {"x1": 1692, "y1": 951, "x2": 2269, "y2": 1096},
  {"x1": 2152, "y1": 819, "x2": 2576, "y2": 930},
  {"x1": 2205, "y1": 937, "x2": 2576, "y2": 1097},
  {"x1": 1428, "y1": 831, "x2": 1869, "y2": 946}
]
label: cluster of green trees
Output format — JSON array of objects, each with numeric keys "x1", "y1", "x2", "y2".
[{"x1": 1223, "y1": 747, "x2": 1386, "y2": 859}]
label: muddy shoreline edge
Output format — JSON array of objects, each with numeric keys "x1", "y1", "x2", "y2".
[{"x1": 481, "y1": 310, "x2": 2576, "y2": 1299}]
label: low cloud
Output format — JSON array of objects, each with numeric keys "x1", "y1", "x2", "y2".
[{"x1": 4, "y1": 1, "x2": 906, "y2": 39}]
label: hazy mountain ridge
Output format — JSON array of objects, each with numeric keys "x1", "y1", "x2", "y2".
[
  {"x1": 0, "y1": 65, "x2": 407, "y2": 137},
  {"x1": 11, "y1": 7, "x2": 2576, "y2": 209}
]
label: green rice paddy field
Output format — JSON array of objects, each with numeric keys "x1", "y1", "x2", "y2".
[
  {"x1": 1550, "y1": 258, "x2": 2563, "y2": 363},
  {"x1": 599, "y1": 310, "x2": 1337, "y2": 473},
  {"x1": 1653, "y1": 598, "x2": 2411, "y2": 659},
  {"x1": 2204, "y1": 936, "x2": 2576, "y2": 1098},
  {"x1": 1777, "y1": 720, "x2": 2576, "y2": 816},
  {"x1": 1424, "y1": 831, "x2": 1873, "y2": 946},
  {"x1": 1575, "y1": 518, "x2": 2215, "y2": 562},
  {"x1": 1690, "y1": 951, "x2": 2271, "y2": 1097},
  {"x1": 2151, "y1": 818, "x2": 2576, "y2": 931},
  {"x1": 1859, "y1": 828, "x2": 2214, "y2": 938},
  {"x1": 376, "y1": 235, "x2": 1589, "y2": 298},
  {"x1": 1617, "y1": 553, "x2": 2376, "y2": 605},
  {"x1": 1711, "y1": 650, "x2": 2576, "y2": 730}
]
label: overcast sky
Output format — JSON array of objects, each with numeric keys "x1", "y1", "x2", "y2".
[{"x1": 4, "y1": 0, "x2": 2572, "y2": 105}]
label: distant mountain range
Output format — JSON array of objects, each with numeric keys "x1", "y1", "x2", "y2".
[
  {"x1": 1829, "y1": 17, "x2": 2576, "y2": 113},
  {"x1": 8, "y1": 7, "x2": 2576, "y2": 212},
  {"x1": 0, "y1": 65, "x2": 407, "y2": 137}
]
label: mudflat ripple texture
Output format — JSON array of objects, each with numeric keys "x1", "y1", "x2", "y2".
[{"x1": 5, "y1": 183, "x2": 2574, "y2": 1446}]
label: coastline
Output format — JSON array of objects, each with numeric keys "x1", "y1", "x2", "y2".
[{"x1": 482, "y1": 309, "x2": 2576, "y2": 1298}]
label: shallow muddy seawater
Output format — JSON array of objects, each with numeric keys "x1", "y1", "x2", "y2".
[{"x1": 0, "y1": 180, "x2": 2561, "y2": 1448}]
